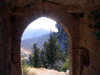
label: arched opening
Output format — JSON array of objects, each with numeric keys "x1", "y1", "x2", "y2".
[
  {"x1": 1, "y1": 1, "x2": 100, "y2": 75},
  {"x1": 10, "y1": 2, "x2": 81, "y2": 75},
  {"x1": 21, "y1": 17, "x2": 71, "y2": 75}
]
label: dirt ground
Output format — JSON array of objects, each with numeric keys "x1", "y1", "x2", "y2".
[{"x1": 27, "y1": 67, "x2": 67, "y2": 75}]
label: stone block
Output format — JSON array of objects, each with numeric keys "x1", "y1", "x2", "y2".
[{"x1": 0, "y1": 32, "x2": 3, "y2": 44}]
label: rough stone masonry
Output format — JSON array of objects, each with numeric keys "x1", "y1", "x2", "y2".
[{"x1": 0, "y1": 0, "x2": 100, "y2": 75}]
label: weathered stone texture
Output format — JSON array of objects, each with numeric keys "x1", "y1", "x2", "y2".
[{"x1": 0, "y1": 0, "x2": 100, "y2": 75}]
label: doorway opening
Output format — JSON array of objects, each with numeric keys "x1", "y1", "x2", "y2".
[{"x1": 21, "y1": 17, "x2": 69, "y2": 75}]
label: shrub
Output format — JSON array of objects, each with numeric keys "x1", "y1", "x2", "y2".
[
  {"x1": 22, "y1": 59, "x2": 28, "y2": 75},
  {"x1": 61, "y1": 57, "x2": 69, "y2": 72}
]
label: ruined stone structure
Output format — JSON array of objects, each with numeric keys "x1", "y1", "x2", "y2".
[{"x1": 0, "y1": 0, "x2": 100, "y2": 75}]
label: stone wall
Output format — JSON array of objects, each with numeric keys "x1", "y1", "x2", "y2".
[
  {"x1": 79, "y1": 7, "x2": 100, "y2": 75},
  {"x1": 0, "y1": 0, "x2": 100, "y2": 75}
]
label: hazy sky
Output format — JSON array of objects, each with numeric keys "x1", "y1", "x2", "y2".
[
  {"x1": 22, "y1": 17, "x2": 58, "y2": 40},
  {"x1": 27, "y1": 17, "x2": 58, "y2": 32}
]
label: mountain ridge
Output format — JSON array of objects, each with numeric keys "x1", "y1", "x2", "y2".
[
  {"x1": 21, "y1": 34, "x2": 50, "y2": 51},
  {"x1": 22, "y1": 29, "x2": 50, "y2": 40}
]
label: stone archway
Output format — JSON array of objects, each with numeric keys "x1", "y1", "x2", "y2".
[
  {"x1": 0, "y1": 0, "x2": 100, "y2": 75},
  {"x1": 10, "y1": 2, "x2": 82, "y2": 75}
]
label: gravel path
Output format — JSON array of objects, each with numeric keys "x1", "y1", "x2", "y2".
[{"x1": 27, "y1": 67, "x2": 67, "y2": 75}]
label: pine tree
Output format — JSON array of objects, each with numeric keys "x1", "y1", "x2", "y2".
[
  {"x1": 29, "y1": 44, "x2": 43, "y2": 68},
  {"x1": 40, "y1": 41, "x2": 48, "y2": 68},
  {"x1": 45, "y1": 33, "x2": 60, "y2": 68},
  {"x1": 29, "y1": 54, "x2": 34, "y2": 67}
]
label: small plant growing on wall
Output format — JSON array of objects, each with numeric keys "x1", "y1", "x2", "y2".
[{"x1": 88, "y1": 8, "x2": 100, "y2": 40}]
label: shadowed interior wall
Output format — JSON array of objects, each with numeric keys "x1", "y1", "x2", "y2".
[{"x1": 0, "y1": 0, "x2": 100, "y2": 75}]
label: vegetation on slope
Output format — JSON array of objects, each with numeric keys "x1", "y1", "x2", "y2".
[
  {"x1": 22, "y1": 23, "x2": 69, "y2": 74},
  {"x1": 28, "y1": 32, "x2": 69, "y2": 72}
]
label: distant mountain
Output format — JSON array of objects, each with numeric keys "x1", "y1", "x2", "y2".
[
  {"x1": 22, "y1": 29, "x2": 50, "y2": 40},
  {"x1": 21, "y1": 34, "x2": 50, "y2": 51}
]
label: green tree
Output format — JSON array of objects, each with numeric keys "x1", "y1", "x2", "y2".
[
  {"x1": 61, "y1": 57, "x2": 69, "y2": 72},
  {"x1": 45, "y1": 33, "x2": 60, "y2": 68},
  {"x1": 29, "y1": 55, "x2": 34, "y2": 67},
  {"x1": 40, "y1": 41, "x2": 48, "y2": 68},
  {"x1": 29, "y1": 44, "x2": 43, "y2": 68}
]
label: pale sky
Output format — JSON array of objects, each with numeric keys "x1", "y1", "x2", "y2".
[{"x1": 27, "y1": 17, "x2": 58, "y2": 32}]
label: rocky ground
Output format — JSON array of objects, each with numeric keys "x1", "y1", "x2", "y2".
[
  {"x1": 21, "y1": 48, "x2": 32, "y2": 59},
  {"x1": 27, "y1": 67, "x2": 67, "y2": 75}
]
